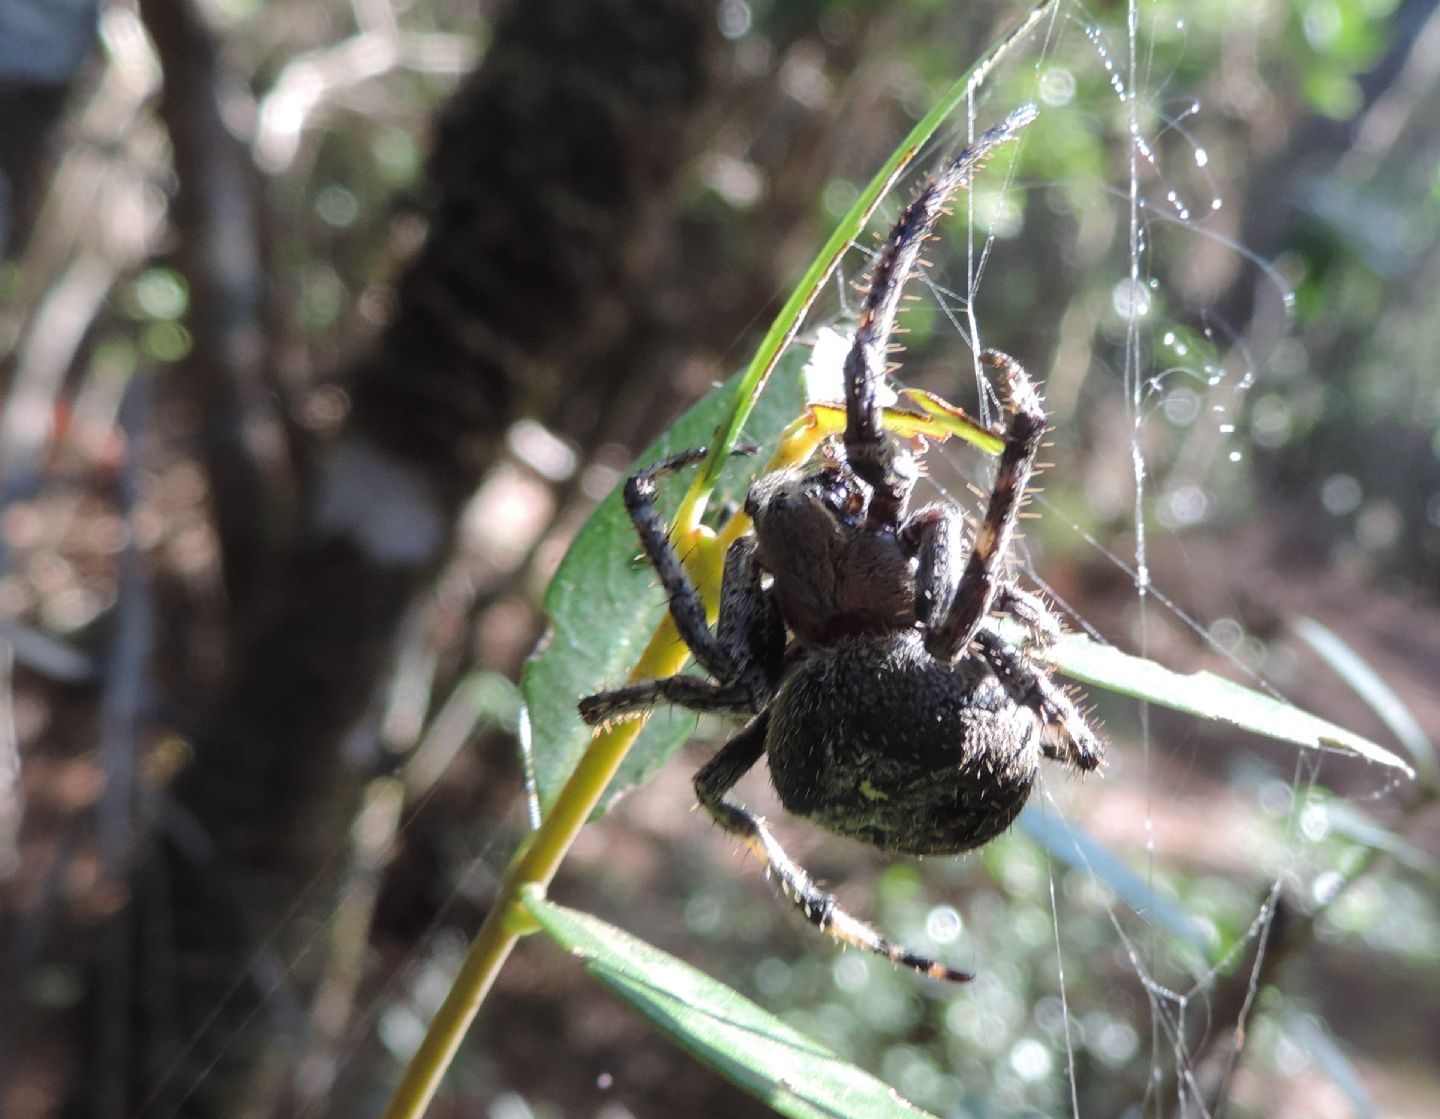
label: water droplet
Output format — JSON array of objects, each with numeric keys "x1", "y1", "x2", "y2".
[
  {"x1": 1321, "y1": 474, "x2": 1362, "y2": 515},
  {"x1": 1009, "y1": 1038, "x2": 1053, "y2": 1081},
  {"x1": 1111, "y1": 278, "x2": 1152, "y2": 320},
  {"x1": 1300, "y1": 802, "x2": 1331, "y2": 841},
  {"x1": 1039, "y1": 66, "x2": 1076, "y2": 107},
  {"x1": 926, "y1": 905, "x2": 963, "y2": 944}
]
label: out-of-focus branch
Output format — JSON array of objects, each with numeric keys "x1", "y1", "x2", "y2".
[
  {"x1": 140, "y1": 0, "x2": 297, "y2": 610},
  {"x1": 255, "y1": 29, "x2": 475, "y2": 174},
  {"x1": 0, "y1": 8, "x2": 162, "y2": 518},
  {"x1": 135, "y1": 1, "x2": 725, "y2": 1113}
]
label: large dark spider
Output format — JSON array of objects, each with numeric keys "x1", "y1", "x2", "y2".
[{"x1": 579, "y1": 109, "x2": 1104, "y2": 982}]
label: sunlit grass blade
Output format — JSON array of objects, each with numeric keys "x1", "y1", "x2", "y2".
[
  {"x1": 521, "y1": 888, "x2": 940, "y2": 1119},
  {"x1": 1284, "y1": 1009, "x2": 1378, "y2": 1119},
  {"x1": 1322, "y1": 800, "x2": 1436, "y2": 878},
  {"x1": 1034, "y1": 631, "x2": 1414, "y2": 777}
]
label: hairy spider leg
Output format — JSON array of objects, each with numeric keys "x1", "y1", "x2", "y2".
[
  {"x1": 694, "y1": 714, "x2": 973, "y2": 982},
  {"x1": 924, "y1": 350, "x2": 1047, "y2": 662},
  {"x1": 581, "y1": 503, "x2": 785, "y2": 725},
  {"x1": 902, "y1": 501, "x2": 964, "y2": 631},
  {"x1": 995, "y1": 584, "x2": 1062, "y2": 647},
  {"x1": 620, "y1": 447, "x2": 759, "y2": 683},
  {"x1": 579, "y1": 678, "x2": 754, "y2": 726},
  {"x1": 973, "y1": 629, "x2": 1105, "y2": 772},
  {"x1": 843, "y1": 108, "x2": 1036, "y2": 524},
  {"x1": 714, "y1": 535, "x2": 788, "y2": 703}
]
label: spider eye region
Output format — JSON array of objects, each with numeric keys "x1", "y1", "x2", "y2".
[
  {"x1": 815, "y1": 466, "x2": 866, "y2": 524},
  {"x1": 747, "y1": 464, "x2": 864, "y2": 534}
]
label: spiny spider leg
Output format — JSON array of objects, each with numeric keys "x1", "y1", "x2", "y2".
[
  {"x1": 695, "y1": 714, "x2": 972, "y2": 982},
  {"x1": 579, "y1": 678, "x2": 753, "y2": 726},
  {"x1": 621, "y1": 447, "x2": 757, "y2": 684},
  {"x1": 582, "y1": 512, "x2": 785, "y2": 725},
  {"x1": 844, "y1": 106, "x2": 1037, "y2": 524},
  {"x1": 925, "y1": 349, "x2": 1047, "y2": 662},
  {"x1": 996, "y1": 583, "x2": 1062, "y2": 647},
  {"x1": 973, "y1": 629, "x2": 1105, "y2": 772}
]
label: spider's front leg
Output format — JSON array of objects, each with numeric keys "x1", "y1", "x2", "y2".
[
  {"x1": 621, "y1": 448, "x2": 749, "y2": 683},
  {"x1": 694, "y1": 716, "x2": 973, "y2": 982},
  {"x1": 579, "y1": 453, "x2": 784, "y2": 725},
  {"x1": 924, "y1": 349, "x2": 1048, "y2": 663},
  {"x1": 841, "y1": 112, "x2": 1036, "y2": 526},
  {"x1": 903, "y1": 504, "x2": 1057, "y2": 646}
]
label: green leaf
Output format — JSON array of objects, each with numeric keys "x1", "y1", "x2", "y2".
[
  {"x1": 1291, "y1": 616, "x2": 1435, "y2": 779},
  {"x1": 1036, "y1": 631, "x2": 1414, "y2": 776},
  {"x1": 521, "y1": 350, "x2": 808, "y2": 819},
  {"x1": 522, "y1": 888, "x2": 939, "y2": 1119}
]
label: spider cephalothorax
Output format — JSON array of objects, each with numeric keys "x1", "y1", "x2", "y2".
[{"x1": 580, "y1": 106, "x2": 1104, "y2": 981}]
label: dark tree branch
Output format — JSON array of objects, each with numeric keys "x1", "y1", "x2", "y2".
[
  {"x1": 140, "y1": 0, "x2": 298, "y2": 611},
  {"x1": 131, "y1": 1, "x2": 726, "y2": 1113}
]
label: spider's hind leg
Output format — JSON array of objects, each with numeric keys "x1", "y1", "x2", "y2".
[
  {"x1": 695, "y1": 714, "x2": 973, "y2": 983},
  {"x1": 973, "y1": 629, "x2": 1105, "y2": 773},
  {"x1": 579, "y1": 678, "x2": 753, "y2": 727}
]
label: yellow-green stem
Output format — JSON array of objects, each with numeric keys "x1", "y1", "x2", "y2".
[{"x1": 380, "y1": 614, "x2": 690, "y2": 1119}]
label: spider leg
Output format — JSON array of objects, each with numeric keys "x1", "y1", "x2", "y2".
[
  {"x1": 995, "y1": 583, "x2": 1062, "y2": 647},
  {"x1": 973, "y1": 629, "x2": 1105, "y2": 772},
  {"x1": 695, "y1": 714, "x2": 972, "y2": 983},
  {"x1": 716, "y1": 535, "x2": 787, "y2": 702},
  {"x1": 580, "y1": 678, "x2": 754, "y2": 726},
  {"x1": 580, "y1": 536, "x2": 785, "y2": 725},
  {"x1": 901, "y1": 501, "x2": 964, "y2": 631},
  {"x1": 924, "y1": 350, "x2": 1047, "y2": 662},
  {"x1": 623, "y1": 447, "x2": 757, "y2": 684},
  {"x1": 844, "y1": 109, "x2": 1035, "y2": 524}
]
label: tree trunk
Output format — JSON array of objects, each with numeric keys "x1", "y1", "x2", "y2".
[{"x1": 131, "y1": 1, "x2": 724, "y2": 1113}]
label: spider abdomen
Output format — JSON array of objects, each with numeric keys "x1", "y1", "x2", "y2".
[{"x1": 766, "y1": 630, "x2": 1042, "y2": 856}]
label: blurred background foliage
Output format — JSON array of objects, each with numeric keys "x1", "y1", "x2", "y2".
[{"x1": 0, "y1": 0, "x2": 1437, "y2": 1116}]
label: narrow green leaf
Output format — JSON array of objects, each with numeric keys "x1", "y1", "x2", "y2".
[
  {"x1": 522, "y1": 889, "x2": 940, "y2": 1119},
  {"x1": 1292, "y1": 616, "x2": 1435, "y2": 779},
  {"x1": 1019, "y1": 807, "x2": 1215, "y2": 957},
  {"x1": 521, "y1": 351, "x2": 808, "y2": 819},
  {"x1": 1037, "y1": 631, "x2": 1414, "y2": 777},
  {"x1": 1285, "y1": 1010, "x2": 1377, "y2": 1119},
  {"x1": 1323, "y1": 801, "x2": 1436, "y2": 877}
]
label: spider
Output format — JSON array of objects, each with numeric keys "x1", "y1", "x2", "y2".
[{"x1": 579, "y1": 108, "x2": 1104, "y2": 982}]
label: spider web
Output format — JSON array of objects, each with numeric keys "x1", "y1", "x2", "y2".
[{"x1": 801, "y1": 4, "x2": 1421, "y2": 1118}]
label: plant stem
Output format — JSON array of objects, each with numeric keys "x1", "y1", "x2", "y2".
[{"x1": 380, "y1": 617, "x2": 690, "y2": 1118}]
